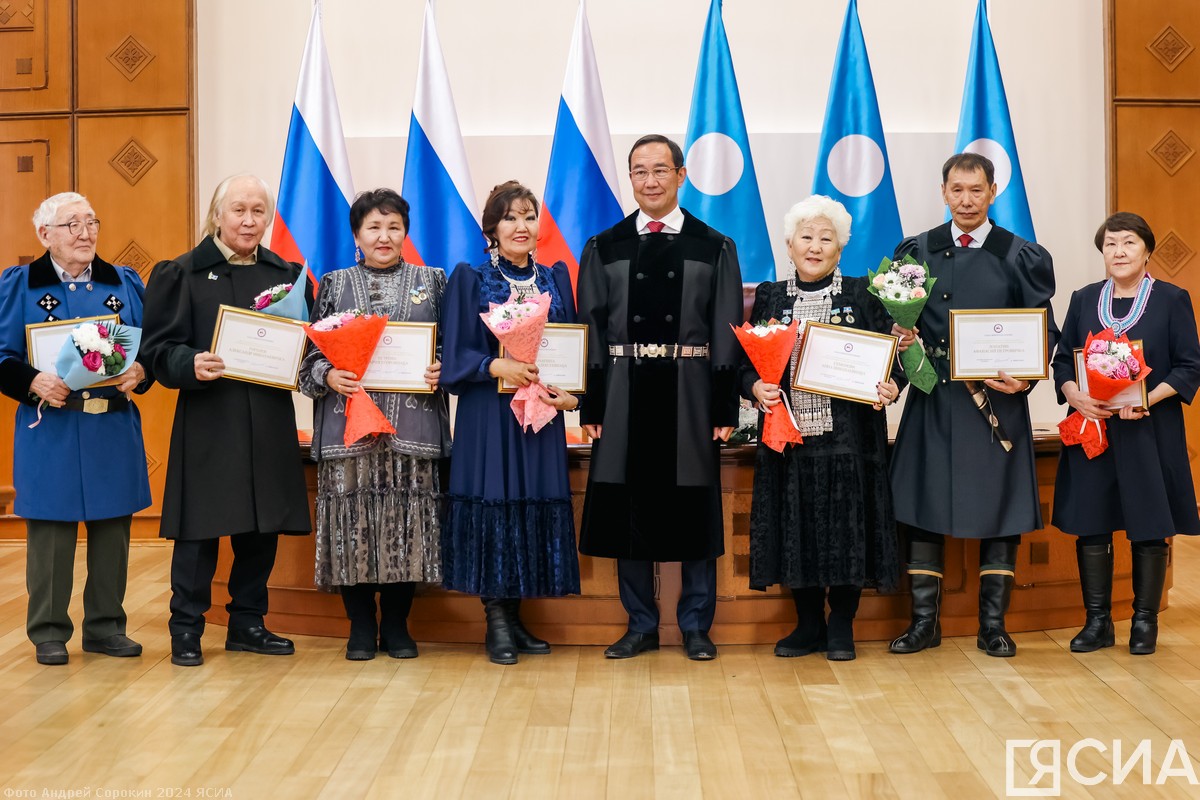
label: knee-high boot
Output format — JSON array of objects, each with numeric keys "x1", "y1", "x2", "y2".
[
  {"x1": 890, "y1": 539, "x2": 944, "y2": 654},
  {"x1": 482, "y1": 597, "x2": 518, "y2": 665},
  {"x1": 775, "y1": 586, "x2": 826, "y2": 657},
  {"x1": 340, "y1": 584, "x2": 378, "y2": 661},
  {"x1": 379, "y1": 582, "x2": 417, "y2": 659},
  {"x1": 978, "y1": 538, "x2": 1018, "y2": 657},
  {"x1": 504, "y1": 599, "x2": 550, "y2": 654},
  {"x1": 1070, "y1": 542, "x2": 1115, "y2": 652},
  {"x1": 1129, "y1": 544, "x2": 1169, "y2": 655},
  {"x1": 826, "y1": 585, "x2": 862, "y2": 662}
]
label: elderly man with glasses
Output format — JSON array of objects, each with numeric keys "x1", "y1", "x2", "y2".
[{"x1": 0, "y1": 192, "x2": 152, "y2": 665}]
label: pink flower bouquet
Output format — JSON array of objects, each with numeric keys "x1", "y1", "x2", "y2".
[
  {"x1": 55, "y1": 320, "x2": 141, "y2": 391},
  {"x1": 1058, "y1": 328, "x2": 1151, "y2": 459},
  {"x1": 251, "y1": 270, "x2": 309, "y2": 322},
  {"x1": 480, "y1": 293, "x2": 557, "y2": 432}
]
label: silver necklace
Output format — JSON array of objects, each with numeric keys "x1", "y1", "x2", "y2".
[{"x1": 491, "y1": 248, "x2": 539, "y2": 300}]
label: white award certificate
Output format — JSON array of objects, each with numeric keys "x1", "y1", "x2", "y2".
[
  {"x1": 791, "y1": 322, "x2": 897, "y2": 405},
  {"x1": 25, "y1": 314, "x2": 120, "y2": 377},
  {"x1": 1074, "y1": 342, "x2": 1148, "y2": 410},
  {"x1": 498, "y1": 323, "x2": 589, "y2": 394},
  {"x1": 949, "y1": 308, "x2": 1049, "y2": 381},
  {"x1": 360, "y1": 322, "x2": 437, "y2": 393},
  {"x1": 210, "y1": 305, "x2": 307, "y2": 390}
]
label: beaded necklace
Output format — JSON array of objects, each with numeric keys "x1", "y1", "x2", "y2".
[{"x1": 1097, "y1": 274, "x2": 1153, "y2": 335}]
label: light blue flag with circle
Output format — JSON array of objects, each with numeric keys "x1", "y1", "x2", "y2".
[
  {"x1": 811, "y1": 0, "x2": 903, "y2": 278},
  {"x1": 679, "y1": 0, "x2": 772, "y2": 284},
  {"x1": 952, "y1": 0, "x2": 1036, "y2": 242}
]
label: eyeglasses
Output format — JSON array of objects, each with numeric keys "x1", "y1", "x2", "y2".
[
  {"x1": 630, "y1": 167, "x2": 679, "y2": 183},
  {"x1": 48, "y1": 219, "x2": 101, "y2": 236}
]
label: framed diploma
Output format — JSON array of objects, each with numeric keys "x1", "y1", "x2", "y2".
[
  {"x1": 791, "y1": 322, "x2": 897, "y2": 405},
  {"x1": 498, "y1": 323, "x2": 589, "y2": 394},
  {"x1": 1074, "y1": 342, "x2": 1148, "y2": 410},
  {"x1": 210, "y1": 305, "x2": 307, "y2": 390},
  {"x1": 360, "y1": 322, "x2": 437, "y2": 392},
  {"x1": 25, "y1": 314, "x2": 120, "y2": 375},
  {"x1": 949, "y1": 308, "x2": 1050, "y2": 381}
]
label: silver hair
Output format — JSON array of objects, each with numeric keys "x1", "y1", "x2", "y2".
[
  {"x1": 33, "y1": 192, "x2": 91, "y2": 231},
  {"x1": 782, "y1": 195, "x2": 852, "y2": 249},
  {"x1": 201, "y1": 174, "x2": 276, "y2": 238}
]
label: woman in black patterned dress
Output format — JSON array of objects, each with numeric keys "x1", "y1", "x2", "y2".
[{"x1": 739, "y1": 195, "x2": 901, "y2": 661}]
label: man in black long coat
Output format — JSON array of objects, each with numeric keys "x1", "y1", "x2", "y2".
[
  {"x1": 142, "y1": 175, "x2": 311, "y2": 667},
  {"x1": 577, "y1": 135, "x2": 744, "y2": 661},
  {"x1": 888, "y1": 153, "x2": 1057, "y2": 658}
]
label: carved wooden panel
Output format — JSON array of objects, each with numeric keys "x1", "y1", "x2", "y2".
[
  {"x1": 0, "y1": 0, "x2": 68, "y2": 114},
  {"x1": 76, "y1": 113, "x2": 191, "y2": 270},
  {"x1": 0, "y1": 116, "x2": 71, "y2": 270},
  {"x1": 1114, "y1": 0, "x2": 1200, "y2": 99},
  {"x1": 76, "y1": 0, "x2": 190, "y2": 111}
]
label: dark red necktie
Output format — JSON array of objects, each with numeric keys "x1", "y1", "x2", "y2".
[
  {"x1": 957, "y1": 233, "x2": 974, "y2": 248},
  {"x1": 646, "y1": 221, "x2": 665, "y2": 233}
]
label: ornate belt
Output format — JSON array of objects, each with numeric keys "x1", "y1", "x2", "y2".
[
  {"x1": 608, "y1": 343, "x2": 709, "y2": 359},
  {"x1": 61, "y1": 395, "x2": 130, "y2": 414}
]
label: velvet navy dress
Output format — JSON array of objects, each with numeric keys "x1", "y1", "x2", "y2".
[{"x1": 440, "y1": 257, "x2": 581, "y2": 597}]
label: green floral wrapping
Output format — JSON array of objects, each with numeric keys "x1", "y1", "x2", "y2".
[{"x1": 866, "y1": 255, "x2": 938, "y2": 394}]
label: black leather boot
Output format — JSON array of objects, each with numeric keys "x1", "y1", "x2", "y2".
[
  {"x1": 1070, "y1": 542, "x2": 1115, "y2": 652},
  {"x1": 890, "y1": 539, "x2": 944, "y2": 654},
  {"x1": 379, "y1": 582, "x2": 418, "y2": 659},
  {"x1": 826, "y1": 585, "x2": 862, "y2": 662},
  {"x1": 1129, "y1": 543, "x2": 1169, "y2": 655},
  {"x1": 505, "y1": 599, "x2": 550, "y2": 654},
  {"x1": 977, "y1": 538, "x2": 1018, "y2": 657},
  {"x1": 482, "y1": 597, "x2": 518, "y2": 665},
  {"x1": 775, "y1": 586, "x2": 826, "y2": 657},
  {"x1": 340, "y1": 584, "x2": 378, "y2": 661}
]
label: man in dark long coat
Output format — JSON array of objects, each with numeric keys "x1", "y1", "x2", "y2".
[
  {"x1": 142, "y1": 174, "x2": 311, "y2": 667},
  {"x1": 888, "y1": 153, "x2": 1057, "y2": 658},
  {"x1": 577, "y1": 135, "x2": 744, "y2": 661}
]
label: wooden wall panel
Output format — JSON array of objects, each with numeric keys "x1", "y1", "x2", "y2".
[
  {"x1": 75, "y1": 113, "x2": 192, "y2": 274},
  {"x1": 0, "y1": 116, "x2": 72, "y2": 267},
  {"x1": 0, "y1": 0, "x2": 69, "y2": 114},
  {"x1": 75, "y1": 0, "x2": 191, "y2": 111},
  {"x1": 1113, "y1": 0, "x2": 1200, "y2": 100},
  {"x1": 1110, "y1": 0, "x2": 1200, "y2": 503}
]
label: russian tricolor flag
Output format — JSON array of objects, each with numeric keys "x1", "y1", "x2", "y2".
[
  {"x1": 270, "y1": 0, "x2": 355, "y2": 279},
  {"x1": 539, "y1": 0, "x2": 623, "y2": 290},
  {"x1": 401, "y1": 0, "x2": 483, "y2": 273}
]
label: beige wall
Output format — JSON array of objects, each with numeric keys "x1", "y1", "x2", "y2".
[{"x1": 197, "y1": 0, "x2": 1106, "y2": 423}]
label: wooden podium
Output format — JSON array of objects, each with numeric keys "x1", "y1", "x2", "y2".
[{"x1": 208, "y1": 432, "x2": 1161, "y2": 645}]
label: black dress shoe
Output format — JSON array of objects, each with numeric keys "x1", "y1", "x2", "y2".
[
  {"x1": 82, "y1": 634, "x2": 143, "y2": 657},
  {"x1": 225, "y1": 626, "x2": 295, "y2": 656},
  {"x1": 682, "y1": 630, "x2": 717, "y2": 661},
  {"x1": 604, "y1": 630, "x2": 659, "y2": 659},
  {"x1": 171, "y1": 634, "x2": 203, "y2": 667},
  {"x1": 35, "y1": 641, "x2": 68, "y2": 665}
]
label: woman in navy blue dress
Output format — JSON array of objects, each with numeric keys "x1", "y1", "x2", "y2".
[
  {"x1": 441, "y1": 181, "x2": 581, "y2": 664},
  {"x1": 1053, "y1": 212, "x2": 1200, "y2": 655}
]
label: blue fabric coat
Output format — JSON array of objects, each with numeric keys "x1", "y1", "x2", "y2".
[{"x1": 0, "y1": 252, "x2": 152, "y2": 521}]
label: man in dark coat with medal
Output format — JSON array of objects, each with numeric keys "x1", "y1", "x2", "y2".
[
  {"x1": 888, "y1": 153, "x2": 1057, "y2": 658},
  {"x1": 142, "y1": 175, "x2": 311, "y2": 667},
  {"x1": 577, "y1": 135, "x2": 744, "y2": 661}
]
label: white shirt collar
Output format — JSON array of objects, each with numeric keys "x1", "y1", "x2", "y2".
[
  {"x1": 49, "y1": 256, "x2": 92, "y2": 283},
  {"x1": 950, "y1": 219, "x2": 992, "y2": 248},
  {"x1": 636, "y1": 205, "x2": 685, "y2": 235}
]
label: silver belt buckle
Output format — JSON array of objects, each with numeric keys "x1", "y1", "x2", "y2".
[
  {"x1": 82, "y1": 398, "x2": 109, "y2": 414},
  {"x1": 638, "y1": 343, "x2": 664, "y2": 358}
]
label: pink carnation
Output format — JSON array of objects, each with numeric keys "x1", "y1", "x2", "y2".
[
  {"x1": 1087, "y1": 339, "x2": 1107, "y2": 355},
  {"x1": 82, "y1": 351, "x2": 103, "y2": 372}
]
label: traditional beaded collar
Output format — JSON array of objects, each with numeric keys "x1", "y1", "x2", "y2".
[{"x1": 1098, "y1": 274, "x2": 1153, "y2": 335}]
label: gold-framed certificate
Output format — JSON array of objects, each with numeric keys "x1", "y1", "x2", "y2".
[
  {"x1": 791, "y1": 322, "x2": 897, "y2": 405},
  {"x1": 498, "y1": 323, "x2": 589, "y2": 394},
  {"x1": 949, "y1": 308, "x2": 1049, "y2": 381},
  {"x1": 25, "y1": 314, "x2": 120, "y2": 376},
  {"x1": 210, "y1": 305, "x2": 307, "y2": 390},
  {"x1": 360, "y1": 321, "x2": 437, "y2": 393},
  {"x1": 1074, "y1": 341, "x2": 1148, "y2": 410}
]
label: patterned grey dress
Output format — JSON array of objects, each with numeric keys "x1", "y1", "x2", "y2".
[{"x1": 299, "y1": 262, "x2": 451, "y2": 589}]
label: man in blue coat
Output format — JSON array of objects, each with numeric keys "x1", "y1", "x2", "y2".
[{"x1": 0, "y1": 193, "x2": 152, "y2": 665}]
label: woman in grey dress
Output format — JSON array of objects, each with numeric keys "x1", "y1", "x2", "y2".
[{"x1": 299, "y1": 189, "x2": 450, "y2": 660}]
